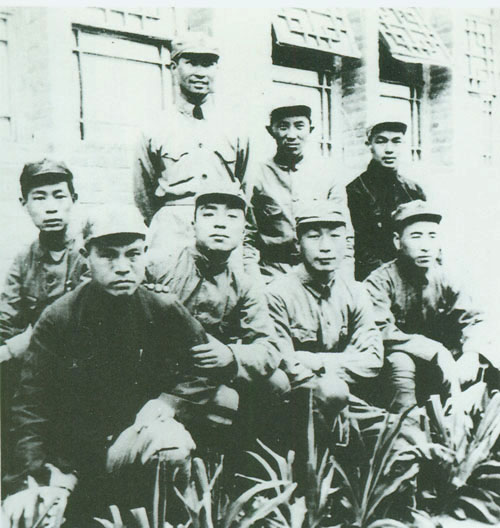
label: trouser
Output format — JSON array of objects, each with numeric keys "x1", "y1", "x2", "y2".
[{"x1": 384, "y1": 351, "x2": 451, "y2": 413}]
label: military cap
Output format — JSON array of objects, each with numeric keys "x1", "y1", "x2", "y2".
[
  {"x1": 20, "y1": 158, "x2": 74, "y2": 198},
  {"x1": 392, "y1": 200, "x2": 442, "y2": 227},
  {"x1": 170, "y1": 32, "x2": 220, "y2": 62},
  {"x1": 270, "y1": 100, "x2": 312, "y2": 124},
  {"x1": 295, "y1": 200, "x2": 347, "y2": 230},
  {"x1": 195, "y1": 182, "x2": 247, "y2": 211},
  {"x1": 366, "y1": 112, "x2": 408, "y2": 140},
  {"x1": 83, "y1": 205, "x2": 147, "y2": 245}
]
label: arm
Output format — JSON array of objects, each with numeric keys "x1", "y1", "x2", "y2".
[
  {"x1": 0, "y1": 253, "x2": 29, "y2": 345},
  {"x1": 227, "y1": 282, "x2": 280, "y2": 382},
  {"x1": 364, "y1": 273, "x2": 446, "y2": 361},
  {"x1": 7, "y1": 309, "x2": 74, "y2": 494},
  {"x1": 241, "y1": 173, "x2": 262, "y2": 268},
  {"x1": 313, "y1": 285, "x2": 383, "y2": 384}
]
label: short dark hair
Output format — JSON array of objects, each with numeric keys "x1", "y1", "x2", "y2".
[{"x1": 368, "y1": 122, "x2": 407, "y2": 142}]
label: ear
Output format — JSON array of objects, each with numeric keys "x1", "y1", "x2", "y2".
[
  {"x1": 393, "y1": 232, "x2": 401, "y2": 250},
  {"x1": 19, "y1": 196, "x2": 27, "y2": 206},
  {"x1": 72, "y1": 193, "x2": 79, "y2": 203},
  {"x1": 266, "y1": 125, "x2": 274, "y2": 138},
  {"x1": 170, "y1": 60, "x2": 178, "y2": 72},
  {"x1": 309, "y1": 125, "x2": 315, "y2": 134},
  {"x1": 79, "y1": 246, "x2": 89, "y2": 258}
]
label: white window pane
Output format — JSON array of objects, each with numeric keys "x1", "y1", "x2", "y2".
[{"x1": 81, "y1": 55, "x2": 164, "y2": 122}]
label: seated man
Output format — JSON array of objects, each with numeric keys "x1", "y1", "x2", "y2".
[
  {"x1": 1, "y1": 205, "x2": 253, "y2": 527},
  {"x1": 244, "y1": 101, "x2": 347, "y2": 283},
  {"x1": 0, "y1": 158, "x2": 87, "y2": 480},
  {"x1": 266, "y1": 201, "x2": 383, "y2": 422},
  {"x1": 148, "y1": 184, "x2": 287, "y2": 435},
  {"x1": 364, "y1": 200, "x2": 498, "y2": 413}
]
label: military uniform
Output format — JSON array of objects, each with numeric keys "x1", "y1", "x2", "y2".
[
  {"x1": 347, "y1": 160, "x2": 425, "y2": 280},
  {"x1": 267, "y1": 263, "x2": 383, "y2": 387},
  {"x1": 150, "y1": 245, "x2": 280, "y2": 383},
  {"x1": 133, "y1": 34, "x2": 249, "y2": 266},
  {"x1": 245, "y1": 154, "x2": 347, "y2": 281}
]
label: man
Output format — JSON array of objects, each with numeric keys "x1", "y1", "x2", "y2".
[
  {"x1": 149, "y1": 184, "x2": 281, "y2": 388},
  {"x1": 244, "y1": 102, "x2": 347, "y2": 283},
  {"x1": 266, "y1": 201, "x2": 383, "y2": 415},
  {"x1": 364, "y1": 200, "x2": 497, "y2": 412},
  {"x1": 0, "y1": 159, "x2": 87, "y2": 480},
  {"x1": 2, "y1": 206, "x2": 241, "y2": 526},
  {"x1": 134, "y1": 32, "x2": 249, "y2": 266},
  {"x1": 347, "y1": 117, "x2": 426, "y2": 280}
]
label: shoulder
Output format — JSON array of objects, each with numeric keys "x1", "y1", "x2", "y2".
[
  {"x1": 266, "y1": 272, "x2": 302, "y2": 302},
  {"x1": 398, "y1": 173, "x2": 425, "y2": 196},
  {"x1": 366, "y1": 260, "x2": 398, "y2": 282},
  {"x1": 35, "y1": 282, "x2": 87, "y2": 327},
  {"x1": 346, "y1": 172, "x2": 366, "y2": 196}
]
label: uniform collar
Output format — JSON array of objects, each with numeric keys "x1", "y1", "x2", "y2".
[
  {"x1": 176, "y1": 94, "x2": 215, "y2": 120},
  {"x1": 192, "y1": 245, "x2": 230, "y2": 278},
  {"x1": 273, "y1": 152, "x2": 304, "y2": 172},
  {"x1": 297, "y1": 263, "x2": 336, "y2": 299},
  {"x1": 36, "y1": 231, "x2": 74, "y2": 261}
]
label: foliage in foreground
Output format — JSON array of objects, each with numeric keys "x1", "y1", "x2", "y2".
[{"x1": 416, "y1": 382, "x2": 500, "y2": 524}]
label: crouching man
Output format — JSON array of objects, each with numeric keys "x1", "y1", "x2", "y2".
[
  {"x1": 2, "y1": 205, "x2": 234, "y2": 527},
  {"x1": 148, "y1": 184, "x2": 287, "y2": 446},
  {"x1": 364, "y1": 200, "x2": 498, "y2": 413},
  {"x1": 266, "y1": 201, "x2": 383, "y2": 444}
]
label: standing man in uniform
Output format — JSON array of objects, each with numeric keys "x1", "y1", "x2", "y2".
[
  {"x1": 364, "y1": 201, "x2": 498, "y2": 413},
  {"x1": 134, "y1": 32, "x2": 249, "y2": 266},
  {"x1": 244, "y1": 102, "x2": 348, "y2": 283},
  {"x1": 0, "y1": 159, "x2": 87, "y2": 481},
  {"x1": 266, "y1": 201, "x2": 383, "y2": 418},
  {"x1": 347, "y1": 117, "x2": 426, "y2": 281},
  {"x1": 1, "y1": 206, "x2": 259, "y2": 527}
]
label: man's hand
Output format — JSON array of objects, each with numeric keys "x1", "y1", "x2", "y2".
[
  {"x1": 5, "y1": 326, "x2": 33, "y2": 360},
  {"x1": 2, "y1": 481, "x2": 69, "y2": 528},
  {"x1": 456, "y1": 353, "x2": 481, "y2": 386},
  {"x1": 191, "y1": 334, "x2": 235, "y2": 369}
]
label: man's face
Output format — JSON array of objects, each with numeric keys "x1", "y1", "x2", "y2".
[
  {"x1": 23, "y1": 181, "x2": 74, "y2": 232},
  {"x1": 369, "y1": 130, "x2": 405, "y2": 170},
  {"x1": 194, "y1": 202, "x2": 245, "y2": 253},
  {"x1": 86, "y1": 236, "x2": 147, "y2": 297},
  {"x1": 270, "y1": 116, "x2": 313, "y2": 157},
  {"x1": 299, "y1": 224, "x2": 346, "y2": 274},
  {"x1": 395, "y1": 220, "x2": 441, "y2": 270},
  {"x1": 172, "y1": 54, "x2": 218, "y2": 98}
]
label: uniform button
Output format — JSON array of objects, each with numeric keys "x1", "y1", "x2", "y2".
[
  {"x1": 202, "y1": 174, "x2": 207, "y2": 179},
  {"x1": 199, "y1": 143, "x2": 203, "y2": 148}
]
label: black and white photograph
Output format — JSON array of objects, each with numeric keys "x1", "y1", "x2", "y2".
[{"x1": 0, "y1": 6, "x2": 499, "y2": 528}]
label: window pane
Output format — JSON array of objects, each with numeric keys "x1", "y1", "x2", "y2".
[{"x1": 80, "y1": 53, "x2": 166, "y2": 143}]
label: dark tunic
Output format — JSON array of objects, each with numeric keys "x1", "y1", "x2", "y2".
[{"x1": 347, "y1": 160, "x2": 426, "y2": 280}]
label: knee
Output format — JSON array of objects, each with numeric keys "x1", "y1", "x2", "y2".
[
  {"x1": 387, "y1": 352, "x2": 416, "y2": 375},
  {"x1": 207, "y1": 385, "x2": 239, "y2": 427},
  {"x1": 314, "y1": 375, "x2": 350, "y2": 412}
]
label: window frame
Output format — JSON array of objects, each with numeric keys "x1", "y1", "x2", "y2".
[{"x1": 72, "y1": 23, "x2": 171, "y2": 142}]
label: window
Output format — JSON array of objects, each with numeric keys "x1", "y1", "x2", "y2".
[
  {"x1": 465, "y1": 17, "x2": 496, "y2": 163},
  {"x1": 271, "y1": 8, "x2": 357, "y2": 157},
  {"x1": 0, "y1": 13, "x2": 11, "y2": 139},
  {"x1": 73, "y1": 27, "x2": 171, "y2": 143},
  {"x1": 273, "y1": 8, "x2": 360, "y2": 59},
  {"x1": 379, "y1": 8, "x2": 449, "y2": 66},
  {"x1": 378, "y1": 9, "x2": 429, "y2": 162},
  {"x1": 73, "y1": 8, "x2": 171, "y2": 39},
  {"x1": 465, "y1": 17, "x2": 495, "y2": 94},
  {"x1": 273, "y1": 65, "x2": 334, "y2": 155}
]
